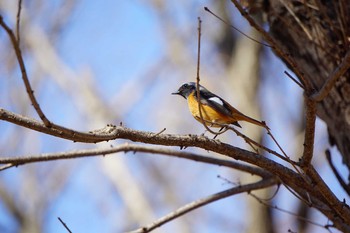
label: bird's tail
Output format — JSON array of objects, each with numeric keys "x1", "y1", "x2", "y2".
[
  {"x1": 238, "y1": 114, "x2": 269, "y2": 130},
  {"x1": 229, "y1": 106, "x2": 270, "y2": 129},
  {"x1": 225, "y1": 100, "x2": 270, "y2": 129}
]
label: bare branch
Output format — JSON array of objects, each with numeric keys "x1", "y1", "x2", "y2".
[
  {"x1": 0, "y1": 164, "x2": 16, "y2": 171},
  {"x1": 193, "y1": 18, "x2": 228, "y2": 136},
  {"x1": 195, "y1": 18, "x2": 223, "y2": 136},
  {"x1": 0, "y1": 143, "x2": 271, "y2": 177},
  {"x1": 300, "y1": 98, "x2": 317, "y2": 166},
  {"x1": 230, "y1": 0, "x2": 312, "y2": 93},
  {"x1": 16, "y1": 0, "x2": 22, "y2": 43},
  {"x1": 311, "y1": 50, "x2": 350, "y2": 101},
  {"x1": 129, "y1": 178, "x2": 277, "y2": 233},
  {"x1": 204, "y1": 7, "x2": 272, "y2": 48},
  {"x1": 0, "y1": 108, "x2": 112, "y2": 143},
  {"x1": 249, "y1": 193, "x2": 333, "y2": 231},
  {"x1": 284, "y1": 71, "x2": 305, "y2": 89},
  {"x1": 325, "y1": 149, "x2": 350, "y2": 196},
  {"x1": 0, "y1": 108, "x2": 315, "y2": 193},
  {"x1": 58, "y1": 217, "x2": 73, "y2": 233},
  {"x1": 227, "y1": 126, "x2": 294, "y2": 164},
  {"x1": 305, "y1": 165, "x2": 350, "y2": 225},
  {"x1": 2, "y1": 106, "x2": 346, "y2": 220},
  {"x1": 0, "y1": 15, "x2": 51, "y2": 127}
]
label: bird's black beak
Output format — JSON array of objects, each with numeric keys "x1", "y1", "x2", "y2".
[{"x1": 172, "y1": 90, "x2": 186, "y2": 99}]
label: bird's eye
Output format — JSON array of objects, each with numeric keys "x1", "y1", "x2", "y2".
[{"x1": 183, "y1": 84, "x2": 188, "y2": 88}]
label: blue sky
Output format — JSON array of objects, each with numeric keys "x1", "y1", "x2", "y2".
[{"x1": 0, "y1": 1, "x2": 347, "y2": 233}]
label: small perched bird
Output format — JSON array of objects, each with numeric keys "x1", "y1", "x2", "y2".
[{"x1": 172, "y1": 82, "x2": 268, "y2": 129}]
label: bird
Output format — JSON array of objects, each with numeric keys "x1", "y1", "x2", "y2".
[{"x1": 172, "y1": 82, "x2": 268, "y2": 129}]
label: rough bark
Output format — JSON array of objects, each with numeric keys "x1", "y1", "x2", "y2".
[{"x1": 257, "y1": 1, "x2": 350, "y2": 169}]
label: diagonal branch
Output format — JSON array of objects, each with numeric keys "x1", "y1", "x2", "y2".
[
  {"x1": 311, "y1": 49, "x2": 350, "y2": 101},
  {"x1": 305, "y1": 165, "x2": 350, "y2": 225},
  {"x1": 230, "y1": 0, "x2": 312, "y2": 93},
  {"x1": 325, "y1": 149, "x2": 350, "y2": 196},
  {"x1": 227, "y1": 126, "x2": 292, "y2": 163},
  {"x1": 204, "y1": 7, "x2": 271, "y2": 48},
  {"x1": 128, "y1": 178, "x2": 277, "y2": 233},
  {"x1": 58, "y1": 217, "x2": 73, "y2": 233},
  {"x1": 0, "y1": 108, "x2": 112, "y2": 143},
  {"x1": 0, "y1": 15, "x2": 51, "y2": 127},
  {"x1": 250, "y1": 192, "x2": 333, "y2": 230}
]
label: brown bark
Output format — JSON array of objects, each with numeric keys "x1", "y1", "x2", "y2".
[{"x1": 262, "y1": 0, "x2": 350, "y2": 168}]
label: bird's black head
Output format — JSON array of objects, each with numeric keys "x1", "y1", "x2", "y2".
[{"x1": 172, "y1": 82, "x2": 198, "y2": 99}]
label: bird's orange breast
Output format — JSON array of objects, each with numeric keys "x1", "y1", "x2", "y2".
[{"x1": 187, "y1": 92, "x2": 234, "y2": 127}]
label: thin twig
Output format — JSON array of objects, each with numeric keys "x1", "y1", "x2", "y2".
[
  {"x1": 284, "y1": 71, "x2": 305, "y2": 89},
  {"x1": 281, "y1": 181, "x2": 312, "y2": 206},
  {"x1": 325, "y1": 149, "x2": 350, "y2": 196},
  {"x1": 0, "y1": 16, "x2": 52, "y2": 127},
  {"x1": 257, "y1": 184, "x2": 280, "y2": 202},
  {"x1": 250, "y1": 192, "x2": 333, "y2": 231},
  {"x1": 195, "y1": 17, "x2": 223, "y2": 136},
  {"x1": 227, "y1": 126, "x2": 294, "y2": 164},
  {"x1": 265, "y1": 128, "x2": 314, "y2": 192},
  {"x1": 311, "y1": 49, "x2": 350, "y2": 101},
  {"x1": 230, "y1": 0, "x2": 312, "y2": 93},
  {"x1": 266, "y1": 128, "x2": 303, "y2": 173},
  {"x1": 58, "y1": 217, "x2": 73, "y2": 233},
  {"x1": 204, "y1": 7, "x2": 272, "y2": 48},
  {"x1": 129, "y1": 178, "x2": 277, "y2": 233},
  {"x1": 191, "y1": 117, "x2": 284, "y2": 162},
  {"x1": 150, "y1": 128, "x2": 166, "y2": 137},
  {"x1": 0, "y1": 164, "x2": 16, "y2": 171},
  {"x1": 16, "y1": 0, "x2": 23, "y2": 43}
]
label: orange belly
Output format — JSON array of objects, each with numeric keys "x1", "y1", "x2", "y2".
[{"x1": 187, "y1": 93, "x2": 234, "y2": 127}]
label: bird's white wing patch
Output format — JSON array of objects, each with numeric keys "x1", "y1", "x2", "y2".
[{"x1": 208, "y1": 97, "x2": 224, "y2": 106}]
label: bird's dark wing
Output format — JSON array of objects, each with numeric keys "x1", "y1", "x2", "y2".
[
  {"x1": 198, "y1": 89, "x2": 233, "y2": 116},
  {"x1": 194, "y1": 88, "x2": 242, "y2": 128}
]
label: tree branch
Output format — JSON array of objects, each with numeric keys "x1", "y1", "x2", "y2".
[
  {"x1": 300, "y1": 98, "x2": 317, "y2": 166},
  {"x1": 0, "y1": 15, "x2": 51, "y2": 127},
  {"x1": 0, "y1": 108, "x2": 320, "y2": 194},
  {"x1": 0, "y1": 108, "x2": 115, "y2": 143},
  {"x1": 3, "y1": 106, "x2": 348, "y2": 221},
  {"x1": 129, "y1": 178, "x2": 277, "y2": 233},
  {"x1": 250, "y1": 192, "x2": 334, "y2": 231},
  {"x1": 230, "y1": 0, "x2": 313, "y2": 93},
  {"x1": 325, "y1": 149, "x2": 350, "y2": 196},
  {"x1": 16, "y1": 0, "x2": 22, "y2": 43},
  {"x1": 58, "y1": 217, "x2": 73, "y2": 233},
  {"x1": 227, "y1": 126, "x2": 290, "y2": 163},
  {"x1": 0, "y1": 143, "x2": 271, "y2": 177},
  {"x1": 305, "y1": 165, "x2": 350, "y2": 225},
  {"x1": 311, "y1": 50, "x2": 350, "y2": 101}
]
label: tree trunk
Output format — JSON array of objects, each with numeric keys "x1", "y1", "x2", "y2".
[{"x1": 257, "y1": 0, "x2": 350, "y2": 169}]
